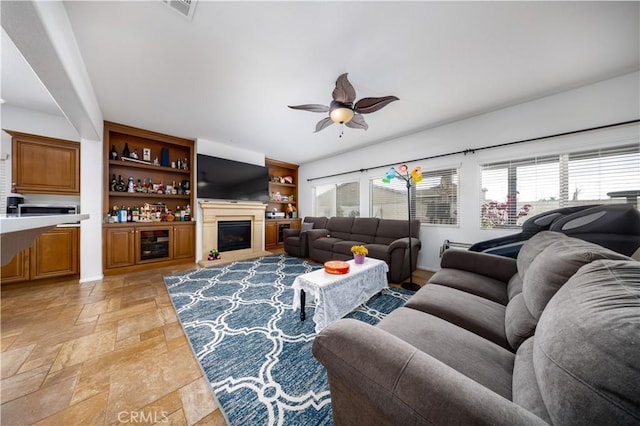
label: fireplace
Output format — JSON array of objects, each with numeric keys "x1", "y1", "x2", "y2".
[
  {"x1": 218, "y1": 220, "x2": 251, "y2": 252},
  {"x1": 198, "y1": 200, "x2": 268, "y2": 266}
]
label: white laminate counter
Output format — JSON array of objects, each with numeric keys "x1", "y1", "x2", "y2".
[{"x1": 0, "y1": 214, "x2": 89, "y2": 266}]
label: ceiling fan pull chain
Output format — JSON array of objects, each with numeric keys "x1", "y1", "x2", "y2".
[{"x1": 339, "y1": 123, "x2": 344, "y2": 138}]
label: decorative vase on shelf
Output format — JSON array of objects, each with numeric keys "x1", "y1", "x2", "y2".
[{"x1": 354, "y1": 254, "x2": 365, "y2": 264}]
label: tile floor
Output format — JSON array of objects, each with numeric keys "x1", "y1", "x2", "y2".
[{"x1": 1, "y1": 259, "x2": 431, "y2": 425}]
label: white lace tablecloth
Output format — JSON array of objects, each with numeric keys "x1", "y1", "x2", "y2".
[{"x1": 292, "y1": 258, "x2": 389, "y2": 332}]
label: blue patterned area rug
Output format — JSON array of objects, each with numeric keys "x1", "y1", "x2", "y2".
[{"x1": 163, "y1": 254, "x2": 411, "y2": 426}]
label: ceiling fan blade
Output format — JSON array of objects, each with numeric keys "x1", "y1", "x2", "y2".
[
  {"x1": 288, "y1": 104, "x2": 330, "y2": 113},
  {"x1": 354, "y1": 96, "x2": 399, "y2": 114},
  {"x1": 314, "y1": 117, "x2": 334, "y2": 133},
  {"x1": 332, "y1": 73, "x2": 356, "y2": 104},
  {"x1": 345, "y1": 114, "x2": 368, "y2": 131}
]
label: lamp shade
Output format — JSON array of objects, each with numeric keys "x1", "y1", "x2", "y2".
[{"x1": 329, "y1": 107, "x2": 354, "y2": 124}]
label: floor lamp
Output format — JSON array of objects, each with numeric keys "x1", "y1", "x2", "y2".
[{"x1": 383, "y1": 164, "x2": 422, "y2": 291}]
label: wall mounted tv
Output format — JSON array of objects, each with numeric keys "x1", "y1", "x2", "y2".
[{"x1": 197, "y1": 154, "x2": 269, "y2": 202}]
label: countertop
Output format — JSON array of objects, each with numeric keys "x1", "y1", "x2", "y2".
[{"x1": 0, "y1": 214, "x2": 89, "y2": 266}]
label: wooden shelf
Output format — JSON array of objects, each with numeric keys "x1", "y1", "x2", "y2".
[
  {"x1": 109, "y1": 160, "x2": 190, "y2": 175},
  {"x1": 108, "y1": 192, "x2": 191, "y2": 199},
  {"x1": 269, "y1": 182, "x2": 297, "y2": 188}
]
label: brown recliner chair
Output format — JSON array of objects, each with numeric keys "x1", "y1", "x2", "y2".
[{"x1": 283, "y1": 216, "x2": 328, "y2": 258}]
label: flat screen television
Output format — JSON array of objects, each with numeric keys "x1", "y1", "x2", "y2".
[{"x1": 197, "y1": 154, "x2": 269, "y2": 202}]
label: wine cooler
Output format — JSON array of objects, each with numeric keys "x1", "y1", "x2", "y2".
[{"x1": 139, "y1": 229, "x2": 171, "y2": 262}]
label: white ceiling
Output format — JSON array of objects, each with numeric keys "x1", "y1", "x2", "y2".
[{"x1": 2, "y1": 1, "x2": 639, "y2": 165}]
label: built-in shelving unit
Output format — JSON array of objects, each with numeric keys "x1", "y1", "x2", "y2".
[
  {"x1": 102, "y1": 121, "x2": 196, "y2": 275},
  {"x1": 265, "y1": 158, "x2": 301, "y2": 249}
]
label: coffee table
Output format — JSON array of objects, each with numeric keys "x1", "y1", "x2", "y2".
[{"x1": 291, "y1": 258, "x2": 389, "y2": 332}]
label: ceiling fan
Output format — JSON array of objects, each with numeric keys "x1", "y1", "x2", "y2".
[{"x1": 288, "y1": 73, "x2": 399, "y2": 134}]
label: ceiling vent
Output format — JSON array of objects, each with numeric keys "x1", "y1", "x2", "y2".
[{"x1": 160, "y1": 0, "x2": 197, "y2": 21}]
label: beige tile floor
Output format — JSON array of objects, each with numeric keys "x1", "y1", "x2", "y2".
[{"x1": 1, "y1": 258, "x2": 431, "y2": 425}]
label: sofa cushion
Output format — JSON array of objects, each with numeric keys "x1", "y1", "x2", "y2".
[
  {"x1": 427, "y1": 269, "x2": 509, "y2": 305},
  {"x1": 523, "y1": 236, "x2": 631, "y2": 319},
  {"x1": 349, "y1": 218, "x2": 379, "y2": 244},
  {"x1": 312, "y1": 236, "x2": 341, "y2": 253},
  {"x1": 374, "y1": 219, "x2": 419, "y2": 245},
  {"x1": 533, "y1": 259, "x2": 640, "y2": 425},
  {"x1": 363, "y1": 244, "x2": 390, "y2": 263},
  {"x1": 326, "y1": 217, "x2": 354, "y2": 240},
  {"x1": 504, "y1": 293, "x2": 537, "y2": 350},
  {"x1": 333, "y1": 240, "x2": 367, "y2": 256},
  {"x1": 512, "y1": 337, "x2": 551, "y2": 423},
  {"x1": 516, "y1": 231, "x2": 567, "y2": 280},
  {"x1": 300, "y1": 222, "x2": 314, "y2": 232},
  {"x1": 405, "y1": 284, "x2": 510, "y2": 350},
  {"x1": 378, "y1": 307, "x2": 515, "y2": 399},
  {"x1": 304, "y1": 216, "x2": 328, "y2": 229},
  {"x1": 507, "y1": 273, "x2": 524, "y2": 300}
]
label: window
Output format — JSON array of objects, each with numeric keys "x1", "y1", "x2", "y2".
[
  {"x1": 480, "y1": 144, "x2": 640, "y2": 229},
  {"x1": 313, "y1": 181, "x2": 360, "y2": 217},
  {"x1": 370, "y1": 167, "x2": 459, "y2": 225}
]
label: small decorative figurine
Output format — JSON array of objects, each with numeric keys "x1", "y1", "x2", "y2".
[{"x1": 208, "y1": 249, "x2": 221, "y2": 261}]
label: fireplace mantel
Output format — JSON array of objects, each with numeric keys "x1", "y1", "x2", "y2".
[{"x1": 198, "y1": 201, "x2": 270, "y2": 266}]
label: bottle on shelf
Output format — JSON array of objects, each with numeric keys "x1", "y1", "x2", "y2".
[
  {"x1": 132, "y1": 205, "x2": 139, "y2": 222},
  {"x1": 185, "y1": 204, "x2": 191, "y2": 221},
  {"x1": 111, "y1": 174, "x2": 117, "y2": 192},
  {"x1": 128, "y1": 177, "x2": 135, "y2": 193},
  {"x1": 127, "y1": 207, "x2": 132, "y2": 222},
  {"x1": 110, "y1": 144, "x2": 118, "y2": 160},
  {"x1": 122, "y1": 142, "x2": 131, "y2": 158}
]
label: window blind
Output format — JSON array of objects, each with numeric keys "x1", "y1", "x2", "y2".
[
  {"x1": 480, "y1": 144, "x2": 639, "y2": 229},
  {"x1": 313, "y1": 181, "x2": 360, "y2": 217},
  {"x1": 371, "y1": 167, "x2": 459, "y2": 225}
]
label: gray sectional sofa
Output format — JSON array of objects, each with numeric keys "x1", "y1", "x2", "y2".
[
  {"x1": 285, "y1": 216, "x2": 421, "y2": 283},
  {"x1": 313, "y1": 231, "x2": 640, "y2": 425}
]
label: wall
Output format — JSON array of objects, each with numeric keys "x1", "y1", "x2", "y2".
[
  {"x1": 194, "y1": 137, "x2": 266, "y2": 261},
  {"x1": 298, "y1": 72, "x2": 640, "y2": 271},
  {"x1": 0, "y1": 105, "x2": 104, "y2": 282}
]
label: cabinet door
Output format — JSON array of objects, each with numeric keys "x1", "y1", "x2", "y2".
[
  {"x1": 30, "y1": 227, "x2": 79, "y2": 280},
  {"x1": 0, "y1": 250, "x2": 29, "y2": 284},
  {"x1": 11, "y1": 132, "x2": 80, "y2": 194},
  {"x1": 137, "y1": 226, "x2": 173, "y2": 264},
  {"x1": 105, "y1": 228, "x2": 136, "y2": 269},
  {"x1": 173, "y1": 224, "x2": 195, "y2": 259},
  {"x1": 265, "y1": 222, "x2": 278, "y2": 249}
]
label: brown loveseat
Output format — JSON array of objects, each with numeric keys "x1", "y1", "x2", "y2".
[
  {"x1": 313, "y1": 231, "x2": 639, "y2": 425},
  {"x1": 305, "y1": 217, "x2": 421, "y2": 283}
]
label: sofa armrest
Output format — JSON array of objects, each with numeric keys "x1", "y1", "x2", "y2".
[
  {"x1": 306, "y1": 228, "x2": 330, "y2": 242},
  {"x1": 440, "y1": 250, "x2": 517, "y2": 283},
  {"x1": 313, "y1": 319, "x2": 546, "y2": 426},
  {"x1": 282, "y1": 228, "x2": 300, "y2": 239},
  {"x1": 387, "y1": 236, "x2": 421, "y2": 252}
]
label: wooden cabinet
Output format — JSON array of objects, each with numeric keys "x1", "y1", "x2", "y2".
[
  {"x1": 265, "y1": 218, "x2": 301, "y2": 250},
  {"x1": 0, "y1": 227, "x2": 79, "y2": 284},
  {"x1": 265, "y1": 221, "x2": 277, "y2": 249},
  {"x1": 173, "y1": 224, "x2": 195, "y2": 259},
  {"x1": 0, "y1": 250, "x2": 29, "y2": 284},
  {"x1": 265, "y1": 159, "x2": 301, "y2": 249},
  {"x1": 103, "y1": 222, "x2": 195, "y2": 274},
  {"x1": 105, "y1": 227, "x2": 136, "y2": 269},
  {"x1": 9, "y1": 131, "x2": 80, "y2": 194},
  {"x1": 30, "y1": 227, "x2": 79, "y2": 279},
  {"x1": 103, "y1": 121, "x2": 195, "y2": 274}
]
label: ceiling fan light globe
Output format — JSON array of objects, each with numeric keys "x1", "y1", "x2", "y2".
[{"x1": 329, "y1": 107, "x2": 354, "y2": 124}]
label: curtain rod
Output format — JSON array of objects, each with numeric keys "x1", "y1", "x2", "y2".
[{"x1": 306, "y1": 119, "x2": 639, "y2": 182}]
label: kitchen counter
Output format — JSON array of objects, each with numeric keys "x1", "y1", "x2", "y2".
[{"x1": 0, "y1": 214, "x2": 89, "y2": 266}]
